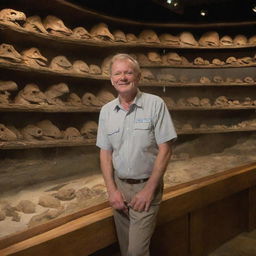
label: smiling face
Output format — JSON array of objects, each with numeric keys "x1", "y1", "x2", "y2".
[{"x1": 110, "y1": 58, "x2": 141, "y2": 96}]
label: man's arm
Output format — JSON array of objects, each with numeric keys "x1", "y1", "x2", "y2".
[
  {"x1": 129, "y1": 141, "x2": 172, "y2": 212},
  {"x1": 100, "y1": 149, "x2": 128, "y2": 213}
]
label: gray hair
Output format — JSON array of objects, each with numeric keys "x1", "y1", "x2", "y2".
[{"x1": 109, "y1": 53, "x2": 141, "y2": 75}]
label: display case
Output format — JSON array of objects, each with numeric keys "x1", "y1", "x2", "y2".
[{"x1": 0, "y1": 0, "x2": 256, "y2": 254}]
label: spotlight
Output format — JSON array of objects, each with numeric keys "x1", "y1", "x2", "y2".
[
  {"x1": 253, "y1": 5, "x2": 256, "y2": 12},
  {"x1": 166, "y1": 0, "x2": 172, "y2": 4},
  {"x1": 200, "y1": 9, "x2": 208, "y2": 16}
]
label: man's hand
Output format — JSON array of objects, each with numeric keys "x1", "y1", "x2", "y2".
[
  {"x1": 129, "y1": 187, "x2": 154, "y2": 212},
  {"x1": 108, "y1": 189, "x2": 128, "y2": 214}
]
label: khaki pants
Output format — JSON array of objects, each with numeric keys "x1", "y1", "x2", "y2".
[{"x1": 114, "y1": 175, "x2": 163, "y2": 256}]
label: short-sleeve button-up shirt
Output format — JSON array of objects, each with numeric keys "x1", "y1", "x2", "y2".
[{"x1": 96, "y1": 90, "x2": 177, "y2": 179}]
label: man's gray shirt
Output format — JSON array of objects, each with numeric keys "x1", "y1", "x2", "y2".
[{"x1": 96, "y1": 91, "x2": 177, "y2": 179}]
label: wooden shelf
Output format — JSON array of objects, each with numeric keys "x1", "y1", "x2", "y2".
[
  {"x1": 1, "y1": 62, "x2": 256, "y2": 88},
  {"x1": 0, "y1": 104, "x2": 101, "y2": 112},
  {"x1": 1, "y1": 22, "x2": 256, "y2": 50},
  {"x1": 140, "y1": 63, "x2": 256, "y2": 69},
  {"x1": 0, "y1": 139, "x2": 96, "y2": 150},
  {"x1": 177, "y1": 127, "x2": 256, "y2": 135}
]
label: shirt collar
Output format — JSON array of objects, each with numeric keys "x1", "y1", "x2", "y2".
[{"x1": 114, "y1": 89, "x2": 143, "y2": 111}]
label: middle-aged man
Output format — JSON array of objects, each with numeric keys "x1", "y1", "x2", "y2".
[{"x1": 96, "y1": 53, "x2": 177, "y2": 256}]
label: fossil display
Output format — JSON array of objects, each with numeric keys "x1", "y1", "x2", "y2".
[
  {"x1": 14, "y1": 83, "x2": 46, "y2": 105},
  {"x1": 199, "y1": 31, "x2": 220, "y2": 47},
  {"x1": 113, "y1": 29, "x2": 127, "y2": 42},
  {"x1": 0, "y1": 43, "x2": 22, "y2": 63},
  {"x1": 43, "y1": 15, "x2": 72, "y2": 36},
  {"x1": 36, "y1": 120, "x2": 62, "y2": 140},
  {"x1": 90, "y1": 22, "x2": 114, "y2": 41},
  {"x1": 21, "y1": 47, "x2": 48, "y2": 68},
  {"x1": 0, "y1": 8, "x2": 26, "y2": 27},
  {"x1": 126, "y1": 33, "x2": 137, "y2": 42},
  {"x1": 138, "y1": 29, "x2": 160, "y2": 43},
  {"x1": 20, "y1": 124, "x2": 43, "y2": 141},
  {"x1": 49, "y1": 56, "x2": 72, "y2": 71},
  {"x1": 63, "y1": 127, "x2": 83, "y2": 141},
  {"x1": 159, "y1": 33, "x2": 180, "y2": 45},
  {"x1": 72, "y1": 60, "x2": 89, "y2": 73},
  {"x1": 72, "y1": 27, "x2": 91, "y2": 39},
  {"x1": 0, "y1": 80, "x2": 18, "y2": 103},
  {"x1": 82, "y1": 92, "x2": 102, "y2": 107},
  {"x1": 45, "y1": 82, "x2": 69, "y2": 105},
  {"x1": 23, "y1": 15, "x2": 48, "y2": 34},
  {"x1": 66, "y1": 93, "x2": 82, "y2": 106},
  {"x1": 220, "y1": 35, "x2": 233, "y2": 46},
  {"x1": 233, "y1": 34, "x2": 247, "y2": 45},
  {"x1": 89, "y1": 64, "x2": 101, "y2": 75},
  {"x1": 179, "y1": 31, "x2": 198, "y2": 46},
  {"x1": 80, "y1": 121, "x2": 98, "y2": 139}
]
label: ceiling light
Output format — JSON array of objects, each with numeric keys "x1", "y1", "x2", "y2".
[
  {"x1": 253, "y1": 5, "x2": 256, "y2": 12},
  {"x1": 166, "y1": 0, "x2": 172, "y2": 4},
  {"x1": 200, "y1": 9, "x2": 208, "y2": 16}
]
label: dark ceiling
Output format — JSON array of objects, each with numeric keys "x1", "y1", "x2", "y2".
[{"x1": 69, "y1": 0, "x2": 256, "y2": 23}]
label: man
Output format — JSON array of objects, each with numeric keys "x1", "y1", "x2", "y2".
[{"x1": 96, "y1": 53, "x2": 177, "y2": 256}]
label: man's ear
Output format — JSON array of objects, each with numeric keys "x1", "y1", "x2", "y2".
[{"x1": 110, "y1": 78, "x2": 114, "y2": 86}]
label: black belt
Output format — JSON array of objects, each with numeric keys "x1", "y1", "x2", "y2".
[{"x1": 119, "y1": 178, "x2": 149, "y2": 184}]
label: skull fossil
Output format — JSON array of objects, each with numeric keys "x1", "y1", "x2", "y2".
[
  {"x1": 67, "y1": 93, "x2": 82, "y2": 106},
  {"x1": 159, "y1": 33, "x2": 180, "y2": 45},
  {"x1": 199, "y1": 31, "x2": 219, "y2": 47},
  {"x1": 0, "y1": 80, "x2": 18, "y2": 103},
  {"x1": 14, "y1": 83, "x2": 46, "y2": 105},
  {"x1": 220, "y1": 35, "x2": 233, "y2": 46},
  {"x1": 113, "y1": 30, "x2": 127, "y2": 42},
  {"x1": 24, "y1": 15, "x2": 48, "y2": 33},
  {"x1": 72, "y1": 26, "x2": 91, "y2": 39},
  {"x1": 141, "y1": 69, "x2": 155, "y2": 81},
  {"x1": 233, "y1": 34, "x2": 247, "y2": 45},
  {"x1": 45, "y1": 82, "x2": 69, "y2": 105},
  {"x1": 43, "y1": 15, "x2": 72, "y2": 36},
  {"x1": 63, "y1": 127, "x2": 82, "y2": 141},
  {"x1": 101, "y1": 56, "x2": 113, "y2": 76},
  {"x1": 138, "y1": 30, "x2": 160, "y2": 43},
  {"x1": 73, "y1": 60, "x2": 89, "y2": 73},
  {"x1": 0, "y1": 124, "x2": 17, "y2": 141},
  {"x1": 126, "y1": 33, "x2": 137, "y2": 42},
  {"x1": 22, "y1": 47, "x2": 48, "y2": 67},
  {"x1": 89, "y1": 64, "x2": 101, "y2": 75},
  {"x1": 36, "y1": 120, "x2": 62, "y2": 140},
  {"x1": 162, "y1": 52, "x2": 183, "y2": 65},
  {"x1": 0, "y1": 8, "x2": 26, "y2": 27},
  {"x1": 82, "y1": 92, "x2": 102, "y2": 107},
  {"x1": 0, "y1": 43, "x2": 22, "y2": 63},
  {"x1": 80, "y1": 121, "x2": 98, "y2": 139},
  {"x1": 50, "y1": 56, "x2": 72, "y2": 71},
  {"x1": 90, "y1": 23, "x2": 114, "y2": 41},
  {"x1": 96, "y1": 89, "x2": 115, "y2": 104},
  {"x1": 21, "y1": 124, "x2": 43, "y2": 141},
  {"x1": 147, "y1": 52, "x2": 161, "y2": 63},
  {"x1": 179, "y1": 31, "x2": 198, "y2": 46}
]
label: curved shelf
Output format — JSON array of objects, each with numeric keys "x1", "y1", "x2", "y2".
[
  {"x1": 1, "y1": 127, "x2": 255, "y2": 150},
  {"x1": 1, "y1": 22, "x2": 256, "y2": 50},
  {"x1": 170, "y1": 106, "x2": 256, "y2": 111},
  {"x1": 0, "y1": 138, "x2": 96, "y2": 150},
  {"x1": 0, "y1": 104, "x2": 255, "y2": 113},
  {"x1": 177, "y1": 127, "x2": 256, "y2": 135},
  {"x1": 0, "y1": 62, "x2": 256, "y2": 88},
  {"x1": 140, "y1": 63, "x2": 256, "y2": 69},
  {"x1": 0, "y1": 61, "x2": 108, "y2": 80},
  {"x1": 0, "y1": 104, "x2": 101, "y2": 112}
]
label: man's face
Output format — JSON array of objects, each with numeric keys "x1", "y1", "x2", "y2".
[{"x1": 110, "y1": 59, "x2": 140, "y2": 95}]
